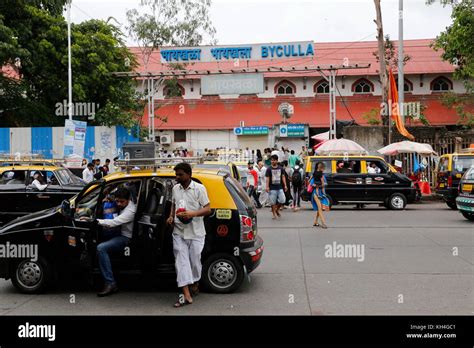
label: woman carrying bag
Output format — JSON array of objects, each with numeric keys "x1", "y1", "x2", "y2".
[{"x1": 309, "y1": 162, "x2": 329, "y2": 229}]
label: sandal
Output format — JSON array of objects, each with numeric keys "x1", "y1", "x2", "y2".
[
  {"x1": 174, "y1": 298, "x2": 193, "y2": 308},
  {"x1": 313, "y1": 223, "x2": 320, "y2": 227},
  {"x1": 321, "y1": 223, "x2": 328, "y2": 229}
]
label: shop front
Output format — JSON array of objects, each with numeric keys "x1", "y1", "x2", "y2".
[
  {"x1": 274, "y1": 123, "x2": 309, "y2": 151},
  {"x1": 234, "y1": 126, "x2": 270, "y2": 151}
]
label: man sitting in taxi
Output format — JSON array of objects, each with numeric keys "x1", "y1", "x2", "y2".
[
  {"x1": 95, "y1": 187, "x2": 136, "y2": 297},
  {"x1": 368, "y1": 162, "x2": 381, "y2": 174}
]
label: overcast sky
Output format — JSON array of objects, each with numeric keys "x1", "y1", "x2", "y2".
[{"x1": 69, "y1": 0, "x2": 453, "y2": 46}]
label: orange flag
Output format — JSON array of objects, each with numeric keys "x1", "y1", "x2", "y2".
[{"x1": 388, "y1": 68, "x2": 415, "y2": 140}]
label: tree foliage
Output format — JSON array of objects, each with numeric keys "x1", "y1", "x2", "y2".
[
  {"x1": 429, "y1": 0, "x2": 474, "y2": 128},
  {"x1": 0, "y1": 0, "x2": 141, "y2": 128},
  {"x1": 126, "y1": 0, "x2": 217, "y2": 133}
]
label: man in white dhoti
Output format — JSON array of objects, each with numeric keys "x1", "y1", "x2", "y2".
[
  {"x1": 167, "y1": 162, "x2": 211, "y2": 308},
  {"x1": 257, "y1": 160, "x2": 269, "y2": 207}
]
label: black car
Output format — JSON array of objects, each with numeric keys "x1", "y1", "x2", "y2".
[
  {"x1": 0, "y1": 168, "x2": 263, "y2": 294},
  {"x1": 301, "y1": 155, "x2": 417, "y2": 209},
  {"x1": 0, "y1": 165, "x2": 85, "y2": 225}
]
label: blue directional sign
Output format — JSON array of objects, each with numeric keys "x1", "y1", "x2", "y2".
[{"x1": 234, "y1": 126, "x2": 269, "y2": 136}]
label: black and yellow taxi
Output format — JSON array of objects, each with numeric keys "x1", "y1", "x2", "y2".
[
  {"x1": 435, "y1": 150, "x2": 474, "y2": 209},
  {"x1": 301, "y1": 155, "x2": 417, "y2": 209},
  {"x1": 194, "y1": 161, "x2": 242, "y2": 182},
  {"x1": 0, "y1": 162, "x2": 263, "y2": 294},
  {"x1": 0, "y1": 161, "x2": 84, "y2": 225},
  {"x1": 455, "y1": 165, "x2": 474, "y2": 221}
]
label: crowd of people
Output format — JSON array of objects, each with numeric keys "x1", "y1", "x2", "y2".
[
  {"x1": 242, "y1": 146, "x2": 329, "y2": 228},
  {"x1": 81, "y1": 158, "x2": 117, "y2": 183}
]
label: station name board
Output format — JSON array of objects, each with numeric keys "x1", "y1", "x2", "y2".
[{"x1": 160, "y1": 41, "x2": 315, "y2": 63}]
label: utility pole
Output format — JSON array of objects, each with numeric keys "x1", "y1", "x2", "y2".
[
  {"x1": 374, "y1": 0, "x2": 389, "y2": 143},
  {"x1": 328, "y1": 69, "x2": 337, "y2": 139},
  {"x1": 67, "y1": 0, "x2": 73, "y2": 121},
  {"x1": 398, "y1": 0, "x2": 404, "y2": 123}
]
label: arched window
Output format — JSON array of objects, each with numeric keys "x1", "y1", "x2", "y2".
[
  {"x1": 404, "y1": 79, "x2": 413, "y2": 92},
  {"x1": 352, "y1": 78, "x2": 374, "y2": 94},
  {"x1": 314, "y1": 80, "x2": 329, "y2": 94},
  {"x1": 275, "y1": 80, "x2": 296, "y2": 95},
  {"x1": 163, "y1": 83, "x2": 185, "y2": 98},
  {"x1": 430, "y1": 77, "x2": 452, "y2": 92}
]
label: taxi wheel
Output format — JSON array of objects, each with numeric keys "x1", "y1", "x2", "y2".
[
  {"x1": 388, "y1": 193, "x2": 407, "y2": 210},
  {"x1": 461, "y1": 211, "x2": 474, "y2": 221},
  {"x1": 202, "y1": 253, "x2": 244, "y2": 294},
  {"x1": 446, "y1": 201, "x2": 458, "y2": 210},
  {"x1": 10, "y1": 256, "x2": 52, "y2": 294}
]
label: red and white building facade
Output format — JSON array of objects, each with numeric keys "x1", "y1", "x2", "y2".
[{"x1": 132, "y1": 39, "x2": 467, "y2": 153}]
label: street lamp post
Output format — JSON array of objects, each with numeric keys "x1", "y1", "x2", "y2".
[{"x1": 67, "y1": 0, "x2": 73, "y2": 121}]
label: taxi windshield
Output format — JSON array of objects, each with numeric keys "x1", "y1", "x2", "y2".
[
  {"x1": 54, "y1": 169, "x2": 80, "y2": 185},
  {"x1": 463, "y1": 167, "x2": 474, "y2": 180},
  {"x1": 453, "y1": 157, "x2": 474, "y2": 172}
]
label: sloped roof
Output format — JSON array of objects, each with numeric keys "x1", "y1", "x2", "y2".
[
  {"x1": 130, "y1": 39, "x2": 455, "y2": 77},
  {"x1": 142, "y1": 94, "x2": 462, "y2": 130}
]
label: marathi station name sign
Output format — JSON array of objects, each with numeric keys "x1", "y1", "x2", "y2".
[{"x1": 160, "y1": 41, "x2": 315, "y2": 63}]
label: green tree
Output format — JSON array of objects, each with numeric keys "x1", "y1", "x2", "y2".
[
  {"x1": 0, "y1": 0, "x2": 141, "y2": 128},
  {"x1": 429, "y1": 0, "x2": 474, "y2": 128},
  {"x1": 126, "y1": 0, "x2": 217, "y2": 132}
]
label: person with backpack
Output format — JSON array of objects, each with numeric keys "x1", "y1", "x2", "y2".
[
  {"x1": 246, "y1": 161, "x2": 262, "y2": 209},
  {"x1": 290, "y1": 160, "x2": 304, "y2": 211}
]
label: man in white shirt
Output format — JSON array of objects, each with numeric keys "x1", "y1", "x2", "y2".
[
  {"x1": 95, "y1": 187, "x2": 136, "y2": 296},
  {"x1": 167, "y1": 162, "x2": 211, "y2": 308},
  {"x1": 31, "y1": 171, "x2": 48, "y2": 191},
  {"x1": 368, "y1": 162, "x2": 378, "y2": 174},
  {"x1": 82, "y1": 163, "x2": 95, "y2": 184}
]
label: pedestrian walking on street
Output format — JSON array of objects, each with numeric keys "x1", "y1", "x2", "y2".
[
  {"x1": 282, "y1": 161, "x2": 293, "y2": 208},
  {"x1": 246, "y1": 161, "x2": 262, "y2": 208},
  {"x1": 310, "y1": 162, "x2": 329, "y2": 229},
  {"x1": 290, "y1": 160, "x2": 304, "y2": 211},
  {"x1": 265, "y1": 154, "x2": 288, "y2": 219},
  {"x1": 167, "y1": 162, "x2": 211, "y2": 308},
  {"x1": 256, "y1": 149, "x2": 263, "y2": 162},
  {"x1": 257, "y1": 160, "x2": 269, "y2": 207},
  {"x1": 82, "y1": 163, "x2": 95, "y2": 184}
]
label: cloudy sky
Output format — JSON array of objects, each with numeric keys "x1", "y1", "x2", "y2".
[{"x1": 68, "y1": 0, "x2": 453, "y2": 46}]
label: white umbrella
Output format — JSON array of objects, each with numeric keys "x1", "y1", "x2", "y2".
[
  {"x1": 314, "y1": 138, "x2": 368, "y2": 155},
  {"x1": 377, "y1": 141, "x2": 437, "y2": 156},
  {"x1": 311, "y1": 131, "x2": 330, "y2": 141}
]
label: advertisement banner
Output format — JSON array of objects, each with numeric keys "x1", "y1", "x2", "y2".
[{"x1": 64, "y1": 120, "x2": 87, "y2": 160}]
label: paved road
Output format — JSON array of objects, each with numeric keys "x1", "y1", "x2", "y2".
[{"x1": 0, "y1": 202, "x2": 472, "y2": 315}]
